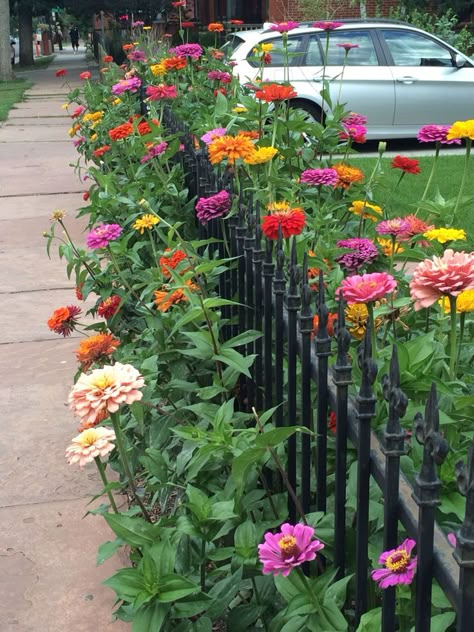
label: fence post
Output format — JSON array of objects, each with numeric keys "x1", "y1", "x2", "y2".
[
  {"x1": 273, "y1": 230, "x2": 286, "y2": 431},
  {"x1": 263, "y1": 239, "x2": 274, "y2": 410},
  {"x1": 253, "y1": 203, "x2": 264, "y2": 410},
  {"x1": 413, "y1": 383, "x2": 449, "y2": 632},
  {"x1": 381, "y1": 346, "x2": 408, "y2": 632},
  {"x1": 454, "y1": 443, "x2": 474, "y2": 631},
  {"x1": 355, "y1": 322, "x2": 378, "y2": 623},
  {"x1": 333, "y1": 297, "x2": 352, "y2": 580},
  {"x1": 299, "y1": 253, "x2": 313, "y2": 515}
]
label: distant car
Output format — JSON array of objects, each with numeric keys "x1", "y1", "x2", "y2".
[{"x1": 227, "y1": 19, "x2": 474, "y2": 139}]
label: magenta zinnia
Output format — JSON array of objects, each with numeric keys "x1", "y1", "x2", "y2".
[
  {"x1": 269, "y1": 21, "x2": 299, "y2": 32},
  {"x1": 339, "y1": 272, "x2": 397, "y2": 304},
  {"x1": 86, "y1": 223, "x2": 123, "y2": 249},
  {"x1": 417, "y1": 124, "x2": 461, "y2": 145},
  {"x1": 170, "y1": 43, "x2": 203, "y2": 59},
  {"x1": 258, "y1": 523, "x2": 324, "y2": 576},
  {"x1": 201, "y1": 127, "x2": 227, "y2": 145},
  {"x1": 336, "y1": 238, "x2": 378, "y2": 272},
  {"x1": 111, "y1": 77, "x2": 142, "y2": 95},
  {"x1": 146, "y1": 84, "x2": 177, "y2": 100},
  {"x1": 300, "y1": 168, "x2": 338, "y2": 187},
  {"x1": 371, "y1": 539, "x2": 417, "y2": 589},
  {"x1": 409, "y1": 249, "x2": 474, "y2": 310},
  {"x1": 196, "y1": 190, "x2": 232, "y2": 223}
]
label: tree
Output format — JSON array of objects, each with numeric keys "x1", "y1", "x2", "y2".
[{"x1": 0, "y1": 0, "x2": 13, "y2": 80}]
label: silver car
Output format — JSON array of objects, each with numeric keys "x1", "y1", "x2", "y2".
[{"x1": 228, "y1": 20, "x2": 474, "y2": 139}]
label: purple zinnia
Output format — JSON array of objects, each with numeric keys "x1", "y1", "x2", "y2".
[
  {"x1": 376, "y1": 218, "x2": 411, "y2": 237},
  {"x1": 258, "y1": 523, "x2": 325, "y2": 577},
  {"x1": 417, "y1": 124, "x2": 461, "y2": 145},
  {"x1": 86, "y1": 223, "x2": 123, "y2": 249},
  {"x1": 140, "y1": 141, "x2": 168, "y2": 163},
  {"x1": 207, "y1": 70, "x2": 232, "y2": 83},
  {"x1": 336, "y1": 238, "x2": 378, "y2": 271},
  {"x1": 111, "y1": 77, "x2": 142, "y2": 95},
  {"x1": 169, "y1": 43, "x2": 203, "y2": 59},
  {"x1": 196, "y1": 190, "x2": 231, "y2": 223},
  {"x1": 201, "y1": 127, "x2": 227, "y2": 145},
  {"x1": 128, "y1": 49, "x2": 147, "y2": 62},
  {"x1": 300, "y1": 168, "x2": 338, "y2": 187},
  {"x1": 371, "y1": 539, "x2": 417, "y2": 589}
]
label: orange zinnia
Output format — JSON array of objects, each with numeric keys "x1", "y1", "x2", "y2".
[
  {"x1": 238, "y1": 130, "x2": 260, "y2": 140},
  {"x1": 163, "y1": 56, "x2": 187, "y2": 71},
  {"x1": 93, "y1": 145, "x2": 111, "y2": 157},
  {"x1": 208, "y1": 22, "x2": 224, "y2": 32},
  {"x1": 75, "y1": 333, "x2": 120, "y2": 370},
  {"x1": 255, "y1": 83, "x2": 297, "y2": 102},
  {"x1": 154, "y1": 280, "x2": 198, "y2": 312},
  {"x1": 108, "y1": 122, "x2": 134, "y2": 141},
  {"x1": 159, "y1": 248, "x2": 189, "y2": 278},
  {"x1": 208, "y1": 134, "x2": 255, "y2": 165},
  {"x1": 122, "y1": 44, "x2": 135, "y2": 51},
  {"x1": 312, "y1": 312, "x2": 337, "y2": 338},
  {"x1": 333, "y1": 162, "x2": 365, "y2": 189}
]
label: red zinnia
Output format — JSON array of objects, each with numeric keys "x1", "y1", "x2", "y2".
[
  {"x1": 312, "y1": 312, "x2": 337, "y2": 338},
  {"x1": 108, "y1": 122, "x2": 134, "y2": 141},
  {"x1": 328, "y1": 411, "x2": 337, "y2": 434},
  {"x1": 83, "y1": 191, "x2": 90, "y2": 201},
  {"x1": 390, "y1": 155, "x2": 421, "y2": 174},
  {"x1": 79, "y1": 71, "x2": 91, "y2": 80},
  {"x1": 230, "y1": 19, "x2": 244, "y2": 25},
  {"x1": 55, "y1": 69, "x2": 67, "y2": 77},
  {"x1": 47, "y1": 305, "x2": 81, "y2": 337},
  {"x1": 261, "y1": 205, "x2": 306, "y2": 240},
  {"x1": 255, "y1": 83, "x2": 297, "y2": 102},
  {"x1": 163, "y1": 56, "x2": 187, "y2": 71},
  {"x1": 93, "y1": 145, "x2": 111, "y2": 158},
  {"x1": 146, "y1": 84, "x2": 177, "y2": 100},
  {"x1": 97, "y1": 295, "x2": 121, "y2": 319},
  {"x1": 181, "y1": 21, "x2": 195, "y2": 28},
  {"x1": 103, "y1": 55, "x2": 113, "y2": 62}
]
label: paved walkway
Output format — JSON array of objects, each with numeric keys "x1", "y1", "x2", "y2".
[{"x1": 0, "y1": 49, "x2": 129, "y2": 631}]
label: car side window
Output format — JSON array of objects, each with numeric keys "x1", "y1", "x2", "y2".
[
  {"x1": 381, "y1": 30, "x2": 453, "y2": 67},
  {"x1": 307, "y1": 30, "x2": 378, "y2": 66},
  {"x1": 247, "y1": 35, "x2": 306, "y2": 67}
]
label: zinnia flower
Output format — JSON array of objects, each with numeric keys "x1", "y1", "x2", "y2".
[
  {"x1": 154, "y1": 280, "x2": 198, "y2": 312},
  {"x1": 371, "y1": 539, "x2": 417, "y2": 589},
  {"x1": 333, "y1": 163, "x2": 365, "y2": 188},
  {"x1": 447, "y1": 119, "x2": 474, "y2": 141},
  {"x1": 128, "y1": 49, "x2": 146, "y2": 62},
  {"x1": 342, "y1": 112, "x2": 367, "y2": 126},
  {"x1": 103, "y1": 55, "x2": 113, "y2": 62},
  {"x1": 378, "y1": 238, "x2": 405, "y2": 256},
  {"x1": 339, "y1": 272, "x2": 397, "y2": 304},
  {"x1": 258, "y1": 523, "x2": 324, "y2": 576},
  {"x1": 66, "y1": 427, "x2": 116, "y2": 468},
  {"x1": 312, "y1": 21, "x2": 344, "y2": 30},
  {"x1": 159, "y1": 248, "x2": 188, "y2": 277},
  {"x1": 348, "y1": 200, "x2": 382, "y2": 221},
  {"x1": 345, "y1": 303, "x2": 374, "y2": 339},
  {"x1": 79, "y1": 71, "x2": 91, "y2": 80},
  {"x1": 196, "y1": 190, "x2": 232, "y2": 223},
  {"x1": 208, "y1": 134, "x2": 255, "y2": 165},
  {"x1": 337, "y1": 42, "x2": 359, "y2": 51},
  {"x1": 93, "y1": 145, "x2": 111, "y2": 158},
  {"x1": 255, "y1": 83, "x2": 297, "y2": 102},
  {"x1": 108, "y1": 122, "x2": 134, "y2": 141},
  {"x1": 340, "y1": 123, "x2": 366, "y2": 143},
  {"x1": 417, "y1": 124, "x2": 461, "y2": 145},
  {"x1": 163, "y1": 56, "x2": 187, "y2": 71},
  {"x1": 390, "y1": 155, "x2": 421, "y2": 174},
  {"x1": 208, "y1": 22, "x2": 224, "y2": 32},
  {"x1": 69, "y1": 362, "x2": 145, "y2": 426},
  {"x1": 146, "y1": 84, "x2": 177, "y2": 100},
  {"x1": 409, "y1": 249, "x2": 474, "y2": 310},
  {"x1": 201, "y1": 127, "x2": 227, "y2": 145},
  {"x1": 170, "y1": 43, "x2": 203, "y2": 59},
  {"x1": 141, "y1": 142, "x2": 168, "y2": 163},
  {"x1": 47, "y1": 305, "x2": 82, "y2": 337},
  {"x1": 336, "y1": 238, "x2": 378, "y2": 271},
  {"x1": 75, "y1": 333, "x2": 120, "y2": 370},
  {"x1": 55, "y1": 69, "x2": 67, "y2": 77},
  {"x1": 71, "y1": 105, "x2": 86, "y2": 118},
  {"x1": 86, "y1": 223, "x2": 122, "y2": 249},
  {"x1": 439, "y1": 288, "x2": 474, "y2": 313},
  {"x1": 300, "y1": 168, "x2": 338, "y2": 186},
  {"x1": 403, "y1": 214, "x2": 434, "y2": 238},
  {"x1": 423, "y1": 228, "x2": 466, "y2": 243},
  {"x1": 98, "y1": 295, "x2": 121, "y2": 319},
  {"x1": 376, "y1": 218, "x2": 411, "y2": 238},
  {"x1": 261, "y1": 204, "x2": 306, "y2": 240},
  {"x1": 133, "y1": 214, "x2": 160, "y2": 234},
  {"x1": 207, "y1": 70, "x2": 232, "y2": 83},
  {"x1": 111, "y1": 77, "x2": 142, "y2": 95},
  {"x1": 244, "y1": 146, "x2": 278, "y2": 165},
  {"x1": 269, "y1": 21, "x2": 299, "y2": 32}
]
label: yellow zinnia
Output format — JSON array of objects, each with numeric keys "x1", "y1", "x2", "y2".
[
  {"x1": 133, "y1": 214, "x2": 160, "y2": 234},
  {"x1": 439, "y1": 289, "x2": 474, "y2": 313},
  {"x1": 244, "y1": 146, "x2": 279, "y2": 165},
  {"x1": 378, "y1": 238, "x2": 404, "y2": 256},
  {"x1": 232, "y1": 106, "x2": 248, "y2": 113},
  {"x1": 447, "y1": 119, "x2": 474, "y2": 141},
  {"x1": 83, "y1": 110, "x2": 104, "y2": 123},
  {"x1": 150, "y1": 62, "x2": 166, "y2": 77},
  {"x1": 348, "y1": 200, "x2": 382, "y2": 221},
  {"x1": 423, "y1": 228, "x2": 466, "y2": 243},
  {"x1": 345, "y1": 303, "x2": 382, "y2": 340}
]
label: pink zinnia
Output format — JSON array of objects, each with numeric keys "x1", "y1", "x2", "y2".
[
  {"x1": 376, "y1": 218, "x2": 411, "y2": 237},
  {"x1": 79, "y1": 71, "x2": 91, "y2": 80},
  {"x1": 409, "y1": 249, "x2": 474, "y2": 310},
  {"x1": 207, "y1": 70, "x2": 232, "y2": 83},
  {"x1": 68, "y1": 362, "x2": 145, "y2": 426},
  {"x1": 170, "y1": 43, "x2": 203, "y2": 59},
  {"x1": 196, "y1": 190, "x2": 232, "y2": 223},
  {"x1": 111, "y1": 77, "x2": 142, "y2": 95},
  {"x1": 258, "y1": 523, "x2": 324, "y2": 576},
  {"x1": 71, "y1": 105, "x2": 86, "y2": 118},
  {"x1": 403, "y1": 214, "x2": 434, "y2": 238},
  {"x1": 300, "y1": 168, "x2": 338, "y2": 186},
  {"x1": 140, "y1": 141, "x2": 168, "y2": 163},
  {"x1": 312, "y1": 21, "x2": 344, "y2": 31},
  {"x1": 343, "y1": 112, "x2": 367, "y2": 126},
  {"x1": 269, "y1": 21, "x2": 299, "y2": 32},
  {"x1": 146, "y1": 84, "x2": 177, "y2": 100},
  {"x1": 417, "y1": 124, "x2": 461, "y2": 145},
  {"x1": 339, "y1": 272, "x2": 397, "y2": 304},
  {"x1": 66, "y1": 427, "x2": 116, "y2": 468},
  {"x1": 201, "y1": 127, "x2": 227, "y2": 145},
  {"x1": 371, "y1": 539, "x2": 417, "y2": 589},
  {"x1": 337, "y1": 42, "x2": 359, "y2": 51},
  {"x1": 86, "y1": 223, "x2": 123, "y2": 249},
  {"x1": 340, "y1": 123, "x2": 366, "y2": 143}
]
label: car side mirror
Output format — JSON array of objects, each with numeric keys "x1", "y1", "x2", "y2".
[{"x1": 454, "y1": 54, "x2": 467, "y2": 68}]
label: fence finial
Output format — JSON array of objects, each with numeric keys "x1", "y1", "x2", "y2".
[{"x1": 382, "y1": 346, "x2": 408, "y2": 452}]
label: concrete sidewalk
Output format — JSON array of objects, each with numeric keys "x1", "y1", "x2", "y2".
[{"x1": 0, "y1": 49, "x2": 130, "y2": 631}]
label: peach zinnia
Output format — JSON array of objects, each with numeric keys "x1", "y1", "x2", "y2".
[
  {"x1": 68, "y1": 362, "x2": 145, "y2": 426},
  {"x1": 66, "y1": 427, "x2": 116, "y2": 468},
  {"x1": 409, "y1": 249, "x2": 474, "y2": 310},
  {"x1": 208, "y1": 134, "x2": 255, "y2": 165}
]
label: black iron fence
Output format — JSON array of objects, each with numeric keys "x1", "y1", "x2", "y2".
[{"x1": 163, "y1": 110, "x2": 474, "y2": 631}]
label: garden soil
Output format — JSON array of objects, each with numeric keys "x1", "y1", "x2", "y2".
[{"x1": 0, "y1": 47, "x2": 130, "y2": 631}]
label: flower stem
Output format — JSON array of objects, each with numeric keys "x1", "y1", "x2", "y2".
[
  {"x1": 453, "y1": 138, "x2": 471, "y2": 222},
  {"x1": 415, "y1": 142, "x2": 440, "y2": 215},
  {"x1": 448, "y1": 294, "x2": 457, "y2": 381},
  {"x1": 367, "y1": 301, "x2": 377, "y2": 358},
  {"x1": 457, "y1": 312, "x2": 465, "y2": 373},
  {"x1": 107, "y1": 246, "x2": 156, "y2": 317},
  {"x1": 296, "y1": 566, "x2": 320, "y2": 610},
  {"x1": 200, "y1": 540, "x2": 206, "y2": 592},
  {"x1": 94, "y1": 457, "x2": 119, "y2": 513},
  {"x1": 110, "y1": 412, "x2": 152, "y2": 522}
]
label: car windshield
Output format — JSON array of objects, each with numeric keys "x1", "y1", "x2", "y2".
[{"x1": 223, "y1": 34, "x2": 246, "y2": 56}]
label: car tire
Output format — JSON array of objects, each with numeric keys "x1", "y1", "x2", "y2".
[{"x1": 289, "y1": 100, "x2": 322, "y2": 124}]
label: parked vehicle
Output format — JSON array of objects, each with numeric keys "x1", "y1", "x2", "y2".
[{"x1": 227, "y1": 19, "x2": 474, "y2": 139}]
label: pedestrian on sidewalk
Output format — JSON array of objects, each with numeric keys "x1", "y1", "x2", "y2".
[{"x1": 69, "y1": 25, "x2": 79, "y2": 53}]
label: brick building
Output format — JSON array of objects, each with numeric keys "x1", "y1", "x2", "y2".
[{"x1": 197, "y1": 0, "x2": 400, "y2": 24}]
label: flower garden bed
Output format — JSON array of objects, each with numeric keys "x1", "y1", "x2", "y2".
[{"x1": 47, "y1": 20, "x2": 474, "y2": 632}]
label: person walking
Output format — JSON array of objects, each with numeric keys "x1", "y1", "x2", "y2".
[{"x1": 69, "y1": 26, "x2": 79, "y2": 53}]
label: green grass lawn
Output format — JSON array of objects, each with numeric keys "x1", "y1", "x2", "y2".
[
  {"x1": 354, "y1": 154, "x2": 474, "y2": 248},
  {"x1": 15, "y1": 54, "x2": 56, "y2": 72},
  {"x1": 0, "y1": 79, "x2": 33, "y2": 121}
]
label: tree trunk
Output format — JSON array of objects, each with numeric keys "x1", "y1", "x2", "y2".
[
  {"x1": 18, "y1": 3, "x2": 34, "y2": 67},
  {"x1": 0, "y1": 0, "x2": 13, "y2": 81}
]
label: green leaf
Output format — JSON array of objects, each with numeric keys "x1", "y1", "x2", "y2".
[
  {"x1": 232, "y1": 446, "x2": 266, "y2": 487},
  {"x1": 172, "y1": 593, "x2": 212, "y2": 618},
  {"x1": 324, "y1": 574, "x2": 353, "y2": 609},
  {"x1": 103, "y1": 568, "x2": 147, "y2": 602},
  {"x1": 274, "y1": 570, "x2": 307, "y2": 603},
  {"x1": 213, "y1": 90, "x2": 228, "y2": 117},
  {"x1": 104, "y1": 514, "x2": 157, "y2": 548},
  {"x1": 131, "y1": 602, "x2": 170, "y2": 632},
  {"x1": 425, "y1": 611, "x2": 455, "y2": 632},
  {"x1": 234, "y1": 520, "x2": 257, "y2": 554},
  {"x1": 206, "y1": 568, "x2": 243, "y2": 619},
  {"x1": 227, "y1": 603, "x2": 262, "y2": 631},
  {"x1": 279, "y1": 616, "x2": 308, "y2": 632},
  {"x1": 255, "y1": 426, "x2": 309, "y2": 449},
  {"x1": 221, "y1": 330, "x2": 263, "y2": 349},
  {"x1": 356, "y1": 607, "x2": 382, "y2": 632},
  {"x1": 96, "y1": 538, "x2": 123, "y2": 566},
  {"x1": 140, "y1": 448, "x2": 168, "y2": 482},
  {"x1": 213, "y1": 349, "x2": 257, "y2": 378},
  {"x1": 156, "y1": 574, "x2": 200, "y2": 603}
]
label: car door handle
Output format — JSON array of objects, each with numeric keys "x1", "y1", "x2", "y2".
[{"x1": 396, "y1": 76, "x2": 419, "y2": 84}]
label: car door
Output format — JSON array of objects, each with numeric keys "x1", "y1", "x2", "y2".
[{"x1": 379, "y1": 28, "x2": 474, "y2": 128}]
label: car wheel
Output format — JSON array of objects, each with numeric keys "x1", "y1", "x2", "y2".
[{"x1": 289, "y1": 100, "x2": 322, "y2": 124}]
